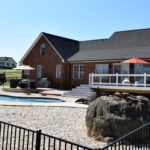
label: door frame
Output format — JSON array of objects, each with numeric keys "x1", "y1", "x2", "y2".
[{"x1": 113, "y1": 63, "x2": 130, "y2": 74}]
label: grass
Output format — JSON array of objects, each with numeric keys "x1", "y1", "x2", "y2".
[{"x1": 0, "y1": 69, "x2": 22, "y2": 86}]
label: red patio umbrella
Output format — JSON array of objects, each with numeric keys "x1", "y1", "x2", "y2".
[{"x1": 121, "y1": 57, "x2": 149, "y2": 64}]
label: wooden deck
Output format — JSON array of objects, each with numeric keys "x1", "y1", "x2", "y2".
[
  {"x1": 91, "y1": 85, "x2": 150, "y2": 94},
  {"x1": 89, "y1": 73, "x2": 150, "y2": 94}
]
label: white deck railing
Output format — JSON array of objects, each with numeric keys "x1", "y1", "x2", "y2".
[{"x1": 89, "y1": 73, "x2": 150, "y2": 87}]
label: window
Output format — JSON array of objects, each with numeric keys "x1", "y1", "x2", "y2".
[
  {"x1": 37, "y1": 65, "x2": 42, "y2": 78},
  {"x1": 40, "y1": 44, "x2": 45, "y2": 56},
  {"x1": 73, "y1": 65, "x2": 85, "y2": 79},
  {"x1": 7, "y1": 63, "x2": 9, "y2": 66},
  {"x1": 143, "y1": 64, "x2": 150, "y2": 74},
  {"x1": 24, "y1": 70, "x2": 30, "y2": 75},
  {"x1": 95, "y1": 64, "x2": 109, "y2": 74},
  {"x1": 113, "y1": 63, "x2": 129, "y2": 74},
  {"x1": 95, "y1": 64, "x2": 109, "y2": 83},
  {"x1": 56, "y1": 64, "x2": 61, "y2": 79}
]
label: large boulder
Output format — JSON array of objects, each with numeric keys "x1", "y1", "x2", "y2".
[{"x1": 86, "y1": 94, "x2": 150, "y2": 142}]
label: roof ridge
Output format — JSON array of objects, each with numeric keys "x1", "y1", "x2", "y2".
[
  {"x1": 113, "y1": 27, "x2": 150, "y2": 34},
  {"x1": 80, "y1": 38, "x2": 108, "y2": 42}
]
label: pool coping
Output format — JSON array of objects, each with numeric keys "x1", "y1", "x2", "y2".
[{"x1": 0, "y1": 89, "x2": 88, "y2": 109}]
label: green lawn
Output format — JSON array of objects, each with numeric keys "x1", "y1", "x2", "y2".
[{"x1": 0, "y1": 69, "x2": 22, "y2": 86}]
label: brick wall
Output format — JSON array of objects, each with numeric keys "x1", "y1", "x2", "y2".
[
  {"x1": 70, "y1": 59, "x2": 150, "y2": 88},
  {"x1": 22, "y1": 35, "x2": 69, "y2": 89},
  {"x1": 70, "y1": 61, "x2": 114, "y2": 87}
]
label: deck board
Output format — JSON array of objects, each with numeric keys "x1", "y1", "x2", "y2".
[{"x1": 91, "y1": 85, "x2": 150, "y2": 94}]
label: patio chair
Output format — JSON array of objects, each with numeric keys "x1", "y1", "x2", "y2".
[
  {"x1": 30, "y1": 81, "x2": 37, "y2": 89},
  {"x1": 122, "y1": 78, "x2": 130, "y2": 86},
  {"x1": 10, "y1": 79, "x2": 17, "y2": 88},
  {"x1": 18, "y1": 79, "x2": 28, "y2": 88},
  {"x1": 134, "y1": 78, "x2": 144, "y2": 87},
  {"x1": 0, "y1": 72, "x2": 6, "y2": 87}
]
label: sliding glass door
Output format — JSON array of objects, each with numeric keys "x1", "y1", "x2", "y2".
[{"x1": 113, "y1": 63, "x2": 129, "y2": 83}]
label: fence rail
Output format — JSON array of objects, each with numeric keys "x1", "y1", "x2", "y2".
[
  {"x1": 99, "y1": 122, "x2": 150, "y2": 150},
  {"x1": 89, "y1": 73, "x2": 150, "y2": 87},
  {"x1": 0, "y1": 120, "x2": 150, "y2": 150}
]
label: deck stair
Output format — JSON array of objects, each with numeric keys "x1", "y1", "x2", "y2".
[{"x1": 64, "y1": 84, "x2": 96, "y2": 98}]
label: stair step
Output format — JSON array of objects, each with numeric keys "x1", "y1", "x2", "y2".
[
  {"x1": 80, "y1": 84, "x2": 90, "y2": 87},
  {"x1": 64, "y1": 93, "x2": 95, "y2": 97},
  {"x1": 64, "y1": 84, "x2": 96, "y2": 98},
  {"x1": 65, "y1": 94, "x2": 93, "y2": 97},
  {"x1": 72, "y1": 85, "x2": 93, "y2": 90},
  {"x1": 73, "y1": 88, "x2": 92, "y2": 91},
  {"x1": 64, "y1": 95, "x2": 87, "y2": 98},
  {"x1": 71, "y1": 89, "x2": 92, "y2": 92}
]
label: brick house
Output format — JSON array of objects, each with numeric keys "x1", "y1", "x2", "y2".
[{"x1": 20, "y1": 28, "x2": 150, "y2": 89}]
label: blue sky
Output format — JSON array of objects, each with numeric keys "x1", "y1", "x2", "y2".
[{"x1": 0, "y1": 0, "x2": 150, "y2": 63}]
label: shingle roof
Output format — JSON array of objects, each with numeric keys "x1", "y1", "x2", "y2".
[
  {"x1": 0, "y1": 57, "x2": 10, "y2": 61},
  {"x1": 43, "y1": 32, "x2": 79, "y2": 61},
  {"x1": 68, "y1": 28, "x2": 150, "y2": 61},
  {"x1": 23, "y1": 28, "x2": 150, "y2": 63}
]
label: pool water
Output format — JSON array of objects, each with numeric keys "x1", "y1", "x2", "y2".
[{"x1": 0, "y1": 95, "x2": 63, "y2": 103}]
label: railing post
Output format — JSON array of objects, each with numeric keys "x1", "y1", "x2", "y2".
[
  {"x1": 91, "y1": 73, "x2": 94, "y2": 85},
  {"x1": 36, "y1": 129, "x2": 41, "y2": 150},
  {"x1": 89, "y1": 73, "x2": 91, "y2": 86},
  {"x1": 116, "y1": 73, "x2": 118, "y2": 86},
  {"x1": 144, "y1": 73, "x2": 146, "y2": 87},
  {"x1": 100, "y1": 76, "x2": 101, "y2": 84}
]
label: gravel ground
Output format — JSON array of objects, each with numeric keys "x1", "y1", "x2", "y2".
[{"x1": 0, "y1": 106, "x2": 106, "y2": 149}]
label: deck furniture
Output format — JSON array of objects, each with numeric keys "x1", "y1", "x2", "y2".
[
  {"x1": 122, "y1": 78, "x2": 130, "y2": 85},
  {"x1": 10, "y1": 79, "x2": 17, "y2": 88},
  {"x1": 37, "y1": 78, "x2": 51, "y2": 88},
  {"x1": 0, "y1": 72, "x2": 6, "y2": 86}
]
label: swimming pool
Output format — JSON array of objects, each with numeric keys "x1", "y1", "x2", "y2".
[{"x1": 0, "y1": 95, "x2": 64, "y2": 103}]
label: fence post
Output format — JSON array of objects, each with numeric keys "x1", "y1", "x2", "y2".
[{"x1": 36, "y1": 129, "x2": 41, "y2": 150}]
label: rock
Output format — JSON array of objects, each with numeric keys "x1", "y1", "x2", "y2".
[
  {"x1": 103, "y1": 137, "x2": 114, "y2": 143},
  {"x1": 86, "y1": 94, "x2": 150, "y2": 142},
  {"x1": 115, "y1": 92, "x2": 129, "y2": 98},
  {"x1": 75, "y1": 98, "x2": 88, "y2": 104}
]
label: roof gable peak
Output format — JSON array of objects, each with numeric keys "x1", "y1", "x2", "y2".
[{"x1": 42, "y1": 32, "x2": 79, "y2": 42}]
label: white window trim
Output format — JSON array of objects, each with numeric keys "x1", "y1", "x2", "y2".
[
  {"x1": 56, "y1": 64, "x2": 61, "y2": 79},
  {"x1": 73, "y1": 64, "x2": 85, "y2": 80}
]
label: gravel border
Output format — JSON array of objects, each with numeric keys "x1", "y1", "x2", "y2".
[{"x1": 0, "y1": 106, "x2": 106, "y2": 148}]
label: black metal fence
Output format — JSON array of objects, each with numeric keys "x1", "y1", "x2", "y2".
[
  {"x1": 100, "y1": 122, "x2": 150, "y2": 150},
  {"x1": 0, "y1": 120, "x2": 150, "y2": 150},
  {"x1": 0, "y1": 120, "x2": 93, "y2": 150}
]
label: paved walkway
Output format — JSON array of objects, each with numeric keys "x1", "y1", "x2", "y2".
[{"x1": 0, "y1": 87, "x2": 88, "y2": 108}]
